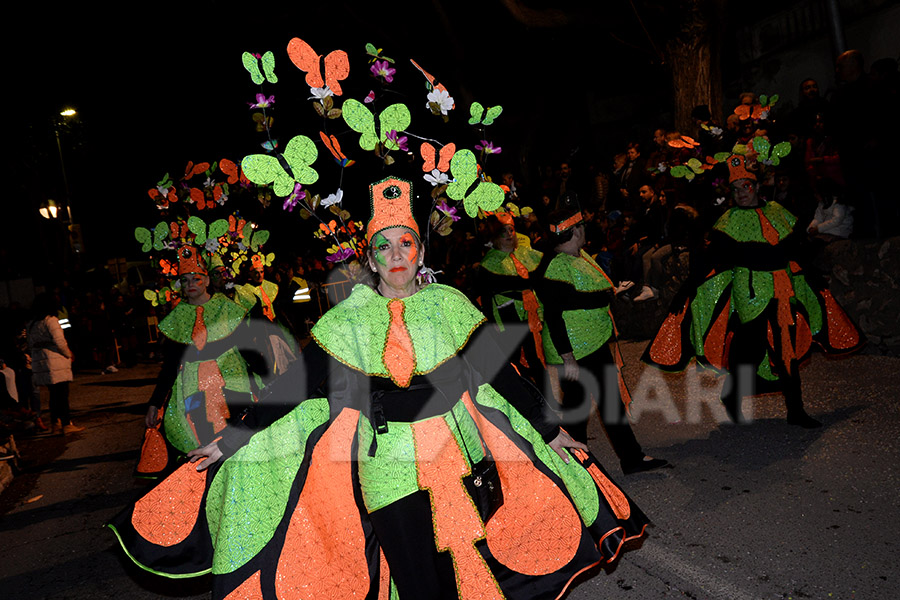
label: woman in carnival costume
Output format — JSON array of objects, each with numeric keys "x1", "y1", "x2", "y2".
[
  {"x1": 641, "y1": 145, "x2": 864, "y2": 427},
  {"x1": 142, "y1": 240, "x2": 268, "y2": 472},
  {"x1": 109, "y1": 176, "x2": 650, "y2": 600},
  {"x1": 473, "y1": 206, "x2": 548, "y2": 384},
  {"x1": 536, "y1": 207, "x2": 669, "y2": 475}
]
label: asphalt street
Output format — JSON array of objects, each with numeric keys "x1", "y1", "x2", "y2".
[{"x1": 1, "y1": 341, "x2": 897, "y2": 599}]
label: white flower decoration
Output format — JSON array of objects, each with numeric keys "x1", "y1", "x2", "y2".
[
  {"x1": 309, "y1": 86, "x2": 334, "y2": 100},
  {"x1": 424, "y1": 169, "x2": 450, "y2": 186},
  {"x1": 320, "y1": 188, "x2": 343, "y2": 208},
  {"x1": 426, "y1": 88, "x2": 454, "y2": 115},
  {"x1": 204, "y1": 238, "x2": 220, "y2": 253}
]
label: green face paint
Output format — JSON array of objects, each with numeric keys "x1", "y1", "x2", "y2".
[{"x1": 373, "y1": 232, "x2": 389, "y2": 266}]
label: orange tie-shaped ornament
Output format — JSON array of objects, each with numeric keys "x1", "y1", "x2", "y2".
[
  {"x1": 259, "y1": 285, "x2": 275, "y2": 321},
  {"x1": 756, "y1": 209, "x2": 781, "y2": 245},
  {"x1": 383, "y1": 299, "x2": 416, "y2": 387},
  {"x1": 510, "y1": 253, "x2": 530, "y2": 279},
  {"x1": 191, "y1": 305, "x2": 207, "y2": 350}
]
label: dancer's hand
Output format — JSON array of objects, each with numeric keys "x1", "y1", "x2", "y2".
[
  {"x1": 561, "y1": 352, "x2": 579, "y2": 381},
  {"x1": 187, "y1": 441, "x2": 222, "y2": 471},
  {"x1": 548, "y1": 430, "x2": 588, "y2": 464},
  {"x1": 145, "y1": 406, "x2": 159, "y2": 428}
]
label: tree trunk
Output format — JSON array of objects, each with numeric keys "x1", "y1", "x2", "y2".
[{"x1": 664, "y1": 0, "x2": 725, "y2": 135}]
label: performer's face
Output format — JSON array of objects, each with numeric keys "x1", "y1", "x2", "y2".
[
  {"x1": 368, "y1": 227, "x2": 422, "y2": 296},
  {"x1": 494, "y1": 224, "x2": 517, "y2": 252},
  {"x1": 181, "y1": 273, "x2": 210, "y2": 302},
  {"x1": 731, "y1": 179, "x2": 760, "y2": 207}
]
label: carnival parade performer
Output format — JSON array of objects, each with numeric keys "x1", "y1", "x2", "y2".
[
  {"x1": 642, "y1": 149, "x2": 864, "y2": 427},
  {"x1": 143, "y1": 245, "x2": 268, "y2": 464},
  {"x1": 536, "y1": 207, "x2": 669, "y2": 475},
  {"x1": 109, "y1": 176, "x2": 650, "y2": 599},
  {"x1": 474, "y1": 208, "x2": 548, "y2": 383}
]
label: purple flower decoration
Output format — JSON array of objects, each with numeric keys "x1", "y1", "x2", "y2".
[
  {"x1": 283, "y1": 183, "x2": 306, "y2": 212},
  {"x1": 326, "y1": 247, "x2": 355, "y2": 263},
  {"x1": 475, "y1": 140, "x2": 501, "y2": 155},
  {"x1": 248, "y1": 93, "x2": 275, "y2": 109},
  {"x1": 437, "y1": 199, "x2": 461, "y2": 222},
  {"x1": 370, "y1": 60, "x2": 396, "y2": 83},
  {"x1": 385, "y1": 129, "x2": 408, "y2": 151}
]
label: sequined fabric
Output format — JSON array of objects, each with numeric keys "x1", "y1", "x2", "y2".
[
  {"x1": 132, "y1": 461, "x2": 207, "y2": 546},
  {"x1": 383, "y1": 300, "x2": 416, "y2": 387}
]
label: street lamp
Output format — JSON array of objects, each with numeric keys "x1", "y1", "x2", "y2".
[
  {"x1": 55, "y1": 108, "x2": 77, "y2": 224},
  {"x1": 39, "y1": 199, "x2": 60, "y2": 220}
]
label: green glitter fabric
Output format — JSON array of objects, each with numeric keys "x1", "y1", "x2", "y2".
[
  {"x1": 206, "y1": 398, "x2": 330, "y2": 574},
  {"x1": 541, "y1": 252, "x2": 615, "y2": 364},
  {"x1": 544, "y1": 251, "x2": 613, "y2": 292},
  {"x1": 480, "y1": 246, "x2": 543, "y2": 277},
  {"x1": 713, "y1": 201, "x2": 796, "y2": 243},
  {"x1": 158, "y1": 293, "x2": 247, "y2": 344},
  {"x1": 311, "y1": 284, "x2": 485, "y2": 381},
  {"x1": 234, "y1": 280, "x2": 279, "y2": 313}
]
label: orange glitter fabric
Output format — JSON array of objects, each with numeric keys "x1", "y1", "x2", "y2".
[
  {"x1": 585, "y1": 463, "x2": 631, "y2": 520},
  {"x1": 411, "y1": 415, "x2": 504, "y2": 599},
  {"x1": 648, "y1": 301, "x2": 688, "y2": 367},
  {"x1": 704, "y1": 300, "x2": 731, "y2": 371},
  {"x1": 367, "y1": 178, "x2": 419, "y2": 242},
  {"x1": 191, "y1": 305, "x2": 207, "y2": 351},
  {"x1": 521, "y1": 289, "x2": 546, "y2": 366},
  {"x1": 258, "y1": 285, "x2": 275, "y2": 322},
  {"x1": 198, "y1": 360, "x2": 230, "y2": 433},
  {"x1": 131, "y1": 461, "x2": 207, "y2": 546},
  {"x1": 224, "y1": 571, "x2": 263, "y2": 600},
  {"x1": 460, "y1": 394, "x2": 582, "y2": 576},
  {"x1": 510, "y1": 254, "x2": 529, "y2": 279},
  {"x1": 378, "y1": 549, "x2": 392, "y2": 600},
  {"x1": 383, "y1": 300, "x2": 416, "y2": 387},
  {"x1": 756, "y1": 209, "x2": 781, "y2": 246},
  {"x1": 820, "y1": 290, "x2": 861, "y2": 350},
  {"x1": 275, "y1": 408, "x2": 370, "y2": 599},
  {"x1": 772, "y1": 270, "x2": 797, "y2": 374},
  {"x1": 135, "y1": 415, "x2": 168, "y2": 475}
]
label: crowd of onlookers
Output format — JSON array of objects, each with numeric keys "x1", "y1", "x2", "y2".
[{"x1": 2, "y1": 49, "x2": 896, "y2": 436}]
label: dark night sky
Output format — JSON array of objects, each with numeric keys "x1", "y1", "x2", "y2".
[{"x1": 9, "y1": 0, "x2": 676, "y2": 278}]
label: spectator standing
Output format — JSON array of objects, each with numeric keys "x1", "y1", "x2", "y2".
[{"x1": 27, "y1": 292, "x2": 82, "y2": 435}]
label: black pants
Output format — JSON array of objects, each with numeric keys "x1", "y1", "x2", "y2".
[
  {"x1": 556, "y1": 345, "x2": 644, "y2": 464},
  {"x1": 368, "y1": 490, "x2": 459, "y2": 598},
  {"x1": 47, "y1": 381, "x2": 71, "y2": 425}
]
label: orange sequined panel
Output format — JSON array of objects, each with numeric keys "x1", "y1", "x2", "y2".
[
  {"x1": 191, "y1": 305, "x2": 207, "y2": 350},
  {"x1": 383, "y1": 300, "x2": 417, "y2": 387},
  {"x1": 224, "y1": 570, "x2": 263, "y2": 600},
  {"x1": 510, "y1": 254, "x2": 529, "y2": 279},
  {"x1": 198, "y1": 360, "x2": 230, "y2": 433},
  {"x1": 756, "y1": 209, "x2": 781, "y2": 245},
  {"x1": 772, "y1": 270, "x2": 797, "y2": 373},
  {"x1": 275, "y1": 408, "x2": 369, "y2": 599},
  {"x1": 411, "y1": 415, "x2": 504, "y2": 600},
  {"x1": 132, "y1": 461, "x2": 207, "y2": 546},
  {"x1": 135, "y1": 427, "x2": 168, "y2": 474},
  {"x1": 570, "y1": 448, "x2": 631, "y2": 520},
  {"x1": 461, "y1": 394, "x2": 582, "y2": 576},
  {"x1": 378, "y1": 549, "x2": 391, "y2": 600},
  {"x1": 648, "y1": 301, "x2": 688, "y2": 367},
  {"x1": 521, "y1": 290, "x2": 546, "y2": 366},
  {"x1": 259, "y1": 286, "x2": 275, "y2": 322},
  {"x1": 821, "y1": 290, "x2": 862, "y2": 350},
  {"x1": 704, "y1": 299, "x2": 731, "y2": 370}
]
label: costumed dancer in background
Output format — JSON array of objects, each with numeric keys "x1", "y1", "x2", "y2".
[
  {"x1": 109, "y1": 176, "x2": 650, "y2": 599},
  {"x1": 473, "y1": 206, "x2": 548, "y2": 385},
  {"x1": 642, "y1": 143, "x2": 864, "y2": 427},
  {"x1": 143, "y1": 243, "x2": 267, "y2": 471},
  {"x1": 537, "y1": 207, "x2": 669, "y2": 475}
]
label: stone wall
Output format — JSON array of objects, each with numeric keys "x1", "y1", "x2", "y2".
[{"x1": 611, "y1": 237, "x2": 900, "y2": 356}]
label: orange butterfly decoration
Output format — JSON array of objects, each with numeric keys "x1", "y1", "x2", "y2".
[
  {"x1": 169, "y1": 221, "x2": 189, "y2": 241},
  {"x1": 734, "y1": 103, "x2": 765, "y2": 121},
  {"x1": 319, "y1": 220, "x2": 338, "y2": 236},
  {"x1": 183, "y1": 161, "x2": 210, "y2": 180},
  {"x1": 219, "y1": 159, "x2": 250, "y2": 186},
  {"x1": 159, "y1": 258, "x2": 177, "y2": 276},
  {"x1": 667, "y1": 135, "x2": 699, "y2": 149},
  {"x1": 319, "y1": 131, "x2": 355, "y2": 167},
  {"x1": 420, "y1": 142, "x2": 456, "y2": 173},
  {"x1": 410, "y1": 59, "x2": 455, "y2": 109},
  {"x1": 287, "y1": 38, "x2": 350, "y2": 96}
]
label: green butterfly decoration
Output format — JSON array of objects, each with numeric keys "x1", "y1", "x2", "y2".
[
  {"x1": 669, "y1": 157, "x2": 716, "y2": 181},
  {"x1": 342, "y1": 100, "x2": 412, "y2": 152},
  {"x1": 134, "y1": 221, "x2": 171, "y2": 252},
  {"x1": 446, "y1": 149, "x2": 504, "y2": 217},
  {"x1": 365, "y1": 42, "x2": 394, "y2": 64},
  {"x1": 750, "y1": 135, "x2": 791, "y2": 166},
  {"x1": 242, "y1": 51, "x2": 278, "y2": 85},
  {"x1": 241, "y1": 135, "x2": 319, "y2": 197},
  {"x1": 186, "y1": 216, "x2": 229, "y2": 246},
  {"x1": 468, "y1": 102, "x2": 503, "y2": 126},
  {"x1": 143, "y1": 287, "x2": 174, "y2": 307},
  {"x1": 759, "y1": 93, "x2": 779, "y2": 108}
]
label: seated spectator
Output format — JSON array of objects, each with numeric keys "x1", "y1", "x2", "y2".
[{"x1": 808, "y1": 178, "x2": 853, "y2": 242}]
